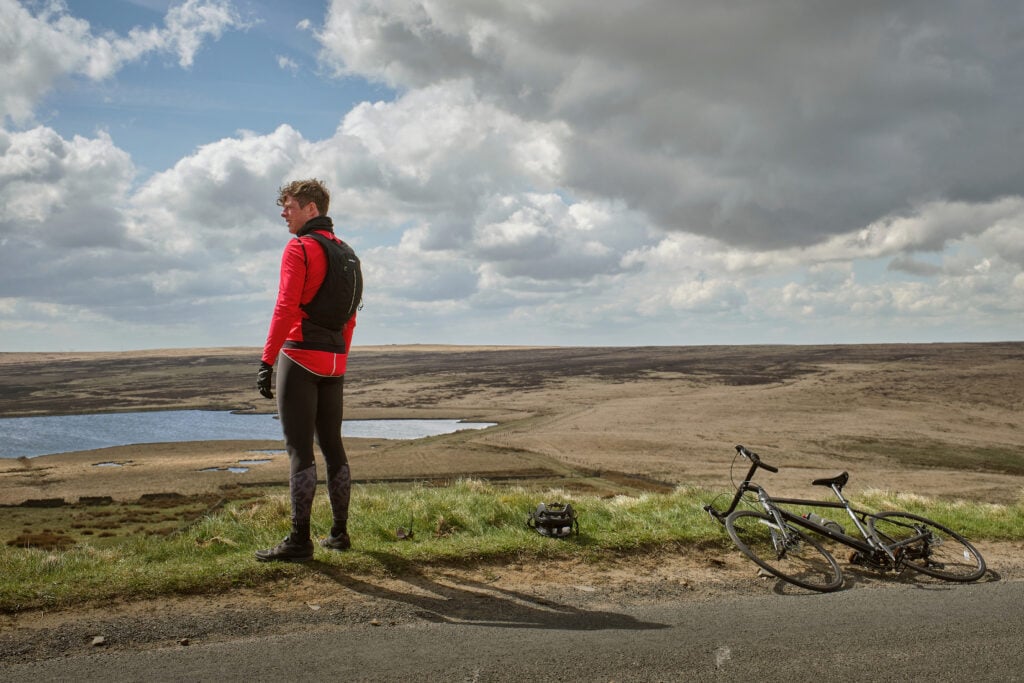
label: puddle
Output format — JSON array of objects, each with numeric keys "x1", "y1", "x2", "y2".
[
  {"x1": 200, "y1": 456, "x2": 275, "y2": 473},
  {"x1": 92, "y1": 461, "x2": 128, "y2": 468}
]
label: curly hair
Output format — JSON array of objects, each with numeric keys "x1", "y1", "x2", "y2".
[{"x1": 277, "y1": 178, "x2": 330, "y2": 215}]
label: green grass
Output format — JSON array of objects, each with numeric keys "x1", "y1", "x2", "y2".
[{"x1": 2, "y1": 479, "x2": 1023, "y2": 613}]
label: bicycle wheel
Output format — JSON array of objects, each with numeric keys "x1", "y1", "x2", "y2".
[
  {"x1": 869, "y1": 511, "x2": 986, "y2": 582},
  {"x1": 726, "y1": 510, "x2": 843, "y2": 592}
]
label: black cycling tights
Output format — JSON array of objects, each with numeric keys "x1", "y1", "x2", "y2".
[{"x1": 276, "y1": 353, "x2": 351, "y2": 534}]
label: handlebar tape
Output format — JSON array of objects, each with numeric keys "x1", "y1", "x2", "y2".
[{"x1": 735, "y1": 444, "x2": 779, "y2": 473}]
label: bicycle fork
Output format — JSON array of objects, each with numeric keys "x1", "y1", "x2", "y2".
[{"x1": 757, "y1": 489, "x2": 798, "y2": 557}]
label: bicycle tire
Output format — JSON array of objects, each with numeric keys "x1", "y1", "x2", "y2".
[
  {"x1": 726, "y1": 510, "x2": 844, "y2": 592},
  {"x1": 868, "y1": 511, "x2": 986, "y2": 582}
]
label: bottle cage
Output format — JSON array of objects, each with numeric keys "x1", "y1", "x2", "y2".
[{"x1": 526, "y1": 502, "x2": 580, "y2": 538}]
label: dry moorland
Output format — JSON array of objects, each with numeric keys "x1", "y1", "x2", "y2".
[
  {"x1": 1, "y1": 343, "x2": 1023, "y2": 652},
  {"x1": 1, "y1": 343, "x2": 1022, "y2": 511}
]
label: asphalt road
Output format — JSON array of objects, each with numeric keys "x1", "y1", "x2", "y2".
[{"x1": 3, "y1": 580, "x2": 1022, "y2": 682}]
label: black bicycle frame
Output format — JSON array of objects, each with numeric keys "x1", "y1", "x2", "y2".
[
  {"x1": 704, "y1": 446, "x2": 929, "y2": 562},
  {"x1": 764, "y1": 492, "x2": 878, "y2": 555}
]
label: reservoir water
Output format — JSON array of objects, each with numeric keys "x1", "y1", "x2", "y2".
[{"x1": 0, "y1": 411, "x2": 494, "y2": 459}]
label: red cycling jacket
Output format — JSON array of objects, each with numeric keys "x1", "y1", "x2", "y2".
[{"x1": 262, "y1": 226, "x2": 356, "y2": 376}]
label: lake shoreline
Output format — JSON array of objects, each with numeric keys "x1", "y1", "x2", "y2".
[
  {"x1": 0, "y1": 412, "x2": 495, "y2": 459},
  {"x1": 2, "y1": 343, "x2": 1022, "y2": 507}
]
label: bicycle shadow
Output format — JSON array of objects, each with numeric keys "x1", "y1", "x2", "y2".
[
  {"x1": 856, "y1": 566, "x2": 1004, "y2": 589},
  {"x1": 764, "y1": 563, "x2": 1004, "y2": 595},
  {"x1": 309, "y1": 552, "x2": 669, "y2": 632}
]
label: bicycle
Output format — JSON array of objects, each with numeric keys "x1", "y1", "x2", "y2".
[{"x1": 703, "y1": 445, "x2": 987, "y2": 592}]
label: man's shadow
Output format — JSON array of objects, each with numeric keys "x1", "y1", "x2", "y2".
[{"x1": 310, "y1": 552, "x2": 668, "y2": 631}]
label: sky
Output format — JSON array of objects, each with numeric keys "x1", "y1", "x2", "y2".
[{"x1": 1, "y1": 0, "x2": 1023, "y2": 352}]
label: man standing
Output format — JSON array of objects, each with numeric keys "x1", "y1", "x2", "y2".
[{"x1": 255, "y1": 178, "x2": 361, "y2": 562}]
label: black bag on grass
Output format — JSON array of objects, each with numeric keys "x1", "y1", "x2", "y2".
[{"x1": 526, "y1": 502, "x2": 579, "y2": 538}]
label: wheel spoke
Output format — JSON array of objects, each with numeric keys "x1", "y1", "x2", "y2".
[
  {"x1": 869, "y1": 512, "x2": 985, "y2": 582},
  {"x1": 726, "y1": 510, "x2": 844, "y2": 592}
]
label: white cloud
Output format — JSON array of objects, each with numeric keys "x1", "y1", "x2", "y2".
[
  {"x1": 2, "y1": 1, "x2": 1023, "y2": 350},
  {"x1": 0, "y1": 126, "x2": 135, "y2": 252},
  {"x1": 0, "y1": 122, "x2": 304, "y2": 343},
  {"x1": 316, "y1": 0, "x2": 1024, "y2": 251},
  {"x1": 277, "y1": 55, "x2": 299, "y2": 73},
  {"x1": 129, "y1": 124, "x2": 307, "y2": 249},
  {"x1": 164, "y1": 0, "x2": 244, "y2": 67},
  {"x1": 0, "y1": 0, "x2": 246, "y2": 125}
]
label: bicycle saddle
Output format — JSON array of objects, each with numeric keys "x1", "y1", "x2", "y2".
[{"x1": 811, "y1": 472, "x2": 849, "y2": 489}]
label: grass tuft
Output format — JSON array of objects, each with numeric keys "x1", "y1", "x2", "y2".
[{"x1": 1, "y1": 479, "x2": 1022, "y2": 612}]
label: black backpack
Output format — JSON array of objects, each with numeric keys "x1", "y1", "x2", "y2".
[
  {"x1": 526, "y1": 502, "x2": 579, "y2": 538},
  {"x1": 301, "y1": 231, "x2": 363, "y2": 330}
]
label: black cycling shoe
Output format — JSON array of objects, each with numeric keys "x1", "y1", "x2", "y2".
[
  {"x1": 319, "y1": 532, "x2": 352, "y2": 551},
  {"x1": 255, "y1": 535, "x2": 314, "y2": 562}
]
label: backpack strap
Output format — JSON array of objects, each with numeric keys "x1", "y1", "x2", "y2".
[{"x1": 526, "y1": 503, "x2": 547, "y2": 529}]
